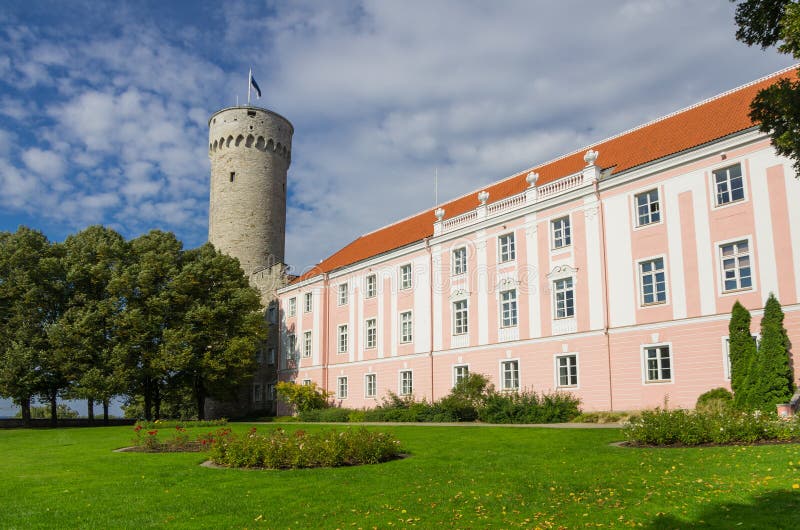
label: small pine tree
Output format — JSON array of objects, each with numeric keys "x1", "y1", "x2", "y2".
[
  {"x1": 750, "y1": 293, "x2": 794, "y2": 410},
  {"x1": 729, "y1": 301, "x2": 757, "y2": 410}
]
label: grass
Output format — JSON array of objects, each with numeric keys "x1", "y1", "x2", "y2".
[{"x1": 1, "y1": 423, "x2": 799, "y2": 528}]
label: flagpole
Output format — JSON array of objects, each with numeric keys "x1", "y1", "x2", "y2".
[{"x1": 247, "y1": 68, "x2": 252, "y2": 106}]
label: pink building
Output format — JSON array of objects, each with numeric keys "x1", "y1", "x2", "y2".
[{"x1": 276, "y1": 69, "x2": 800, "y2": 412}]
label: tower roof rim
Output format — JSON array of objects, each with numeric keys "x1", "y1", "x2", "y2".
[{"x1": 208, "y1": 106, "x2": 294, "y2": 133}]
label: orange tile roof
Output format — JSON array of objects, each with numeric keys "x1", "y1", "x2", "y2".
[{"x1": 293, "y1": 68, "x2": 795, "y2": 284}]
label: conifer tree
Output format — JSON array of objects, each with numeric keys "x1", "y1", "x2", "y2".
[
  {"x1": 729, "y1": 301, "x2": 757, "y2": 410},
  {"x1": 750, "y1": 293, "x2": 794, "y2": 410}
]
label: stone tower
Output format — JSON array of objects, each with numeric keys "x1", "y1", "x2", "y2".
[{"x1": 207, "y1": 106, "x2": 294, "y2": 417}]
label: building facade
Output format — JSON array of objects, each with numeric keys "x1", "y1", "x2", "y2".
[{"x1": 275, "y1": 69, "x2": 800, "y2": 412}]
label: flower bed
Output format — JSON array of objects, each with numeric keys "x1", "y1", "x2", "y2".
[
  {"x1": 209, "y1": 427, "x2": 403, "y2": 469},
  {"x1": 623, "y1": 408, "x2": 800, "y2": 446}
]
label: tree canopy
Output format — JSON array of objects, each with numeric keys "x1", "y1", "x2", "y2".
[{"x1": 0, "y1": 225, "x2": 266, "y2": 423}]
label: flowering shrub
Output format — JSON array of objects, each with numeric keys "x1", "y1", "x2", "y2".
[
  {"x1": 132, "y1": 425, "x2": 162, "y2": 450},
  {"x1": 624, "y1": 407, "x2": 800, "y2": 446},
  {"x1": 208, "y1": 427, "x2": 402, "y2": 469}
]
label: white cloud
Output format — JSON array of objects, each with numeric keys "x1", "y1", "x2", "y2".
[{"x1": 22, "y1": 148, "x2": 66, "y2": 179}]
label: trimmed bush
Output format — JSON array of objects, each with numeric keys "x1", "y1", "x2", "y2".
[
  {"x1": 478, "y1": 390, "x2": 581, "y2": 424},
  {"x1": 209, "y1": 427, "x2": 402, "y2": 469},
  {"x1": 624, "y1": 407, "x2": 800, "y2": 446}
]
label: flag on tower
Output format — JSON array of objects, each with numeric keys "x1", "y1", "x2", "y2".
[{"x1": 250, "y1": 71, "x2": 262, "y2": 99}]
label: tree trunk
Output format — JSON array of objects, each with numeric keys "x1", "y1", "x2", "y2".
[
  {"x1": 87, "y1": 397, "x2": 94, "y2": 423},
  {"x1": 154, "y1": 385, "x2": 161, "y2": 420},
  {"x1": 144, "y1": 377, "x2": 152, "y2": 421},
  {"x1": 20, "y1": 396, "x2": 31, "y2": 427},
  {"x1": 103, "y1": 399, "x2": 109, "y2": 425},
  {"x1": 49, "y1": 391, "x2": 58, "y2": 427},
  {"x1": 195, "y1": 378, "x2": 206, "y2": 420}
]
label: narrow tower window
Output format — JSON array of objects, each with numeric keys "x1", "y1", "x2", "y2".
[{"x1": 230, "y1": 172, "x2": 235, "y2": 182}]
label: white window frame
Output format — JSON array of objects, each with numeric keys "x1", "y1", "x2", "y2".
[
  {"x1": 718, "y1": 237, "x2": 753, "y2": 294},
  {"x1": 641, "y1": 343, "x2": 673, "y2": 384},
  {"x1": 500, "y1": 359, "x2": 520, "y2": 391},
  {"x1": 638, "y1": 256, "x2": 667, "y2": 306},
  {"x1": 500, "y1": 289, "x2": 518, "y2": 328},
  {"x1": 286, "y1": 333, "x2": 296, "y2": 359},
  {"x1": 337, "y1": 324, "x2": 348, "y2": 354},
  {"x1": 453, "y1": 364, "x2": 469, "y2": 387},
  {"x1": 287, "y1": 297, "x2": 297, "y2": 317},
  {"x1": 555, "y1": 353, "x2": 578, "y2": 388},
  {"x1": 400, "y1": 311, "x2": 413, "y2": 343},
  {"x1": 712, "y1": 162, "x2": 746, "y2": 207},
  {"x1": 365, "y1": 318, "x2": 377, "y2": 349},
  {"x1": 399, "y1": 370, "x2": 413, "y2": 396},
  {"x1": 302, "y1": 330, "x2": 312, "y2": 358},
  {"x1": 365, "y1": 373, "x2": 377, "y2": 398},
  {"x1": 400, "y1": 264, "x2": 412, "y2": 290},
  {"x1": 303, "y1": 292, "x2": 312, "y2": 313},
  {"x1": 634, "y1": 188, "x2": 661, "y2": 227},
  {"x1": 253, "y1": 383, "x2": 263, "y2": 402},
  {"x1": 498, "y1": 233, "x2": 516, "y2": 263},
  {"x1": 302, "y1": 379, "x2": 312, "y2": 386},
  {"x1": 337, "y1": 283, "x2": 348, "y2": 305},
  {"x1": 267, "y1": 383, "x2": 275, "y2": 401},
  {"x1": 337, "y1": 376, "x2": 348, "y2": 399},
  {"x1": 553, "y1": 277, "x2": 575, "y2": 319},
  {"x1": 452, "y1": 246, "x2": 467, "y2": 276},
  {"x1": 551, "y1": 216, "x2": 572, "y2": 250},
  {"x1": 365, "y1": 274, "x2": 377, "y2": 298},
  {"x1": 453, "y1": 299, "x2": 469, "y2": 335}
]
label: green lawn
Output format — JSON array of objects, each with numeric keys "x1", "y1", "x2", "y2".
[{"x1": 1, "y1": 423, "x2": 799, "y2": 529}]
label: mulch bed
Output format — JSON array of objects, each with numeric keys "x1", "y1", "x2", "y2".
[{"x1": 114, "y1": 441, "x2": 206, "y2": 453}]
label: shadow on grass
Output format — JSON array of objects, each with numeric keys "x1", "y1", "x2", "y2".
[{"x1": 646, "y1": 490, "x2": 800, "y2": 529}]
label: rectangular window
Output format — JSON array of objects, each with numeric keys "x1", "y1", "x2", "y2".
[
  {"x1": 454, "y1": 365, "x2": 469, "y2": 387},
  {"x1": 551, "y1": 216, "x2": 572, "y2": 249},
  {"x1": 452, "y1": 247, "x2": 467, "y2": 275},
  {"x1": 400, "y1": 311, "x2": 413, "y2": 343},
  {"x1": 304, "y1": 292, "x2": 312, "y2": 313},
  {"x1": 253, "y1": 383, "x2": 263, "y2": 402},
  {"x1": 365, "y1": 374, "x2": 377, "y2": 397},
  {"x1": 338, "y1": 283, "x2": 348, "y2": 305},
  {"x1": 366, "y1": 274, "x2": 377, "y2": 298},
  {"x1": 337, "y1": 377, "x2": 348, "y2": 399},
  {"x1": 287, "y1": 297, "x2": 297, "y2": 317},
  {"x1": 498, "y1": 233, "x2": 516, "y2": 262},
  {"x1": 453, "y1": 299, "x2": 469, "y2": 335},
  {"x1": 720, "y1": 240, "x2": 752, "y2": 292},
  {"x1": 268, "y1": 304, "x2": 277, "y2": 323},
  {"x1": 256, "y1": 348, "x2": 265, "y2": 364},
  {"x1": 400, "y1": 370, "x2": 413, "y2": 396},
  {"x1": 400, "y1": 264, "x2": 412, "y2": 289},
  {"x1": 268, "y1": 348, "x2": 275, "y2": 365},
  {"x1": 338, "y1": 324, "x2": 348, "y2": 354},
  {"x1": 635, "y1": 189, "x2": 661, "y2": 226},
  {"x1": 287, "y1": 334, "x2": 296, "y2": 359},
  {"x1": 365, "y1": 318, "x2": 377, "y2": 349},
  {"x1": 302, "y1": 331, "x2": 312, "y2": 358},
  {"x1": 644, "y1": 345, "x2": 672, "y2": 382},
  {"x1": 714, "y1": 163, "x2": 744, "y2": 206},
  {"x1": 639, "y1": 258, "x2": 666, "y2": 305},
  {"x1": 556, "y1": 354, "x2": 578, "y2": 387},
  {"x1": 501, "y1": 360, "x2": 519, "y2": 390},
  {"x1": 500, "y1": 289, "x2": 518, "y2": 327},
  {"x1": 553, "y1": 278, "x2": 575, "y2": 319},
  {"x1": 267, "y1": 384, "x2": 275, "y2": 400},
  {"x1": 302, "y1": 379, "x2": 312, "y2": 386}
]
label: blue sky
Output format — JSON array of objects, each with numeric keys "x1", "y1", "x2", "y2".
[{"x1": 0, "y1": 0, "x2": 792, "y2": 416}]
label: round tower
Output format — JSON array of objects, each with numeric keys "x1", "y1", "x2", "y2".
[{"x1": 208, "y1": 106, "x2": 293, "y2": 277}]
